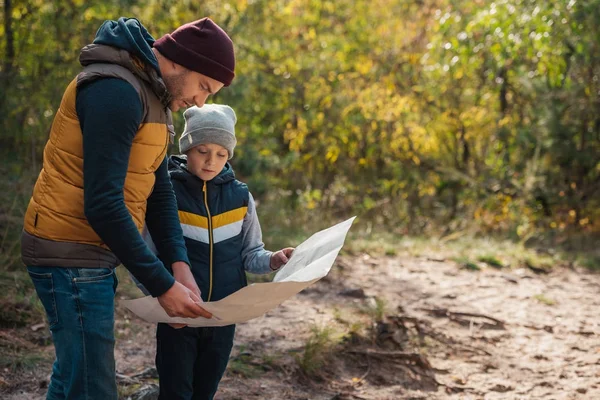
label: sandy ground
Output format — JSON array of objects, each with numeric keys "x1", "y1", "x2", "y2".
[{"x1": 2, "y1": 251, "x2": 599, "y2": 399}]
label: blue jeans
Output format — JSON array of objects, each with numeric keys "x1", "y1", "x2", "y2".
[{"x1": 27, "y1": 266, "x2": 118, "y2": 400}]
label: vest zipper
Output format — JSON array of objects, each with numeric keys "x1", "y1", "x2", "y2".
[{"x1": 203, "y1": 181, "x2": 214, "y2": 301}]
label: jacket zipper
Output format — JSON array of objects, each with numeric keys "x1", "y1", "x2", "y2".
[{"x1": 203, "y1": 181, "x2": 214, "y2": 301}]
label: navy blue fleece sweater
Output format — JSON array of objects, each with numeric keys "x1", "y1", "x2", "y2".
[{"x1": 76, "y1": 18, "x2": 189, "y2": 297}]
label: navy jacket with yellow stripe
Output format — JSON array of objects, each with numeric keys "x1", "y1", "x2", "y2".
[{"x1": 166, "y1": 155, "x2": 273, "y2": 302}]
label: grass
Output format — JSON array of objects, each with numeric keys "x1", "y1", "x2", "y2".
[
  {"x1": 367, "y1": 297, "x2": 387, "y2": 322},
  {"x1": 524, "y1": 257, "x2": 553, "y2": 274},
  {"x1": 295, "y1": 325, "x2": 346, "y2": 377},
  {"x1": 333, "y1": 307, "x2": 369, "y2": 340},
  {"x1": 261, "y1": 352, "x2": 284, "y2": 371},
  {"x1": 342, "y1": 230, "x2": 407, "y2": 257},
  {"x1": 0, "y1": 351, "x2": 51, "y2": 372},
  {"x1": 443, "y1": 240, "x2": 554, "y2": 271},
  {"x1": 478, "y1": 255, "x2": 505, "y2": 269},
  {"x1": 0, "y1": 159, "x2": 45, "y2": 330},
  {"x1": 383, "y1": 233, "x2": 595, "y2": 274},
  {"x1": 384, "y1": 247, "x2": 398, "y2": 256},
  {"x1": 575, "y1": 255, "x2": 600, "y2": 271},
  {"x1": 454, "y1": 257, "x2": 481, "y2": 271},
  {"x1": 229, "y1": 352, "x2": 263, "y2": 378},
  {"x1": 246, "y1": 271, "x2": 276, "y2": 284},
  {"x1": 118, "y1": 383, "x2": 146, "y2": 399},
  {"x1": 533, "y1": 294, "x2": 557, "y2": 306},
  {"x1": 0, "y1": 159, "x2": 37, "y2": 272},
  {"x1": 314, "y1": 298, "x2": 393, "y2": 359},
  {"x1": 228, "y1": 345, "x2": 286, "y2": 378},
  {"x1": 277, "y1": 217, "x2": 593, "y2": 275},
  {"x1": 355, "y1": 296, "x2": 387, "y2": 323},
  {"x1": 0, "y1": 270, "x2": 45, "y2": 328}
]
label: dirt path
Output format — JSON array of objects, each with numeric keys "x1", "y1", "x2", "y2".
[{"x1": 2, "y1": 252, "x2": 599, "y2": 399}]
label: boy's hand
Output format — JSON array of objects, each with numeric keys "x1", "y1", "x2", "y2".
[
  {"x1": 270, "y1": 247, "x2": 294, "y2": 271},
  {"x1": 172, "y1": 261, "x2": 201, "y2": 299}
]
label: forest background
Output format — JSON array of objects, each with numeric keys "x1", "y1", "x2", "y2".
[
  {"x1": 1, "y1": 0, "x2": 599, "y2": 317},
  {"x1": 1, "y1": 1, "x2": 600, "y2": 397}
]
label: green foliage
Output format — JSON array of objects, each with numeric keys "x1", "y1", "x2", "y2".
[
  {"x1": 421, "y1": 0, "x2": 600, "y2": 236},
  {"x1": 0, "y1": 154, "x2": 38, "y2": 271},
  {"x1": 1, "y1": 0, "x2": 599, "y2": 238},
  {"x1": 576, "y1": 255, "x2": 600, "y2": 271}
]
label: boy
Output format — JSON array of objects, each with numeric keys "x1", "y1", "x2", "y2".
[{"x1": 152, "y1": 104, "x2": 294, "y2": 399}]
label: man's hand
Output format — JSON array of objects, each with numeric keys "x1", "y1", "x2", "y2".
[
  {"x1": 166, "y1": 262, "x2": 203, "y2": 327},
  {"x1": 270, "y1": 247, "x2": 294, "y2": 271},
  {"x1": 157, "y1": 281, "x2": 212, "y2": 319},
  {"x1": 172, "y1": 261, "x2": 201, "y2": 299}
]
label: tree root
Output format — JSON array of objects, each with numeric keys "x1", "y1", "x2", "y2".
[
  {"x1": 387, "y1": 314, "x2": 492, "y2": 356},
  {"x1": 419, "y1": 307, "x2": 506, "y2": 330}
]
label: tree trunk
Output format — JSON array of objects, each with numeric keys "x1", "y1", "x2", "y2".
[{"x1": 0, "y1": 0, "x2": 15, "y2": 136}]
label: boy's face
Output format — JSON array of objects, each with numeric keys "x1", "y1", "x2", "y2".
[{"x1": 186, "y1": 143, "x2": 228, "y2": 181}]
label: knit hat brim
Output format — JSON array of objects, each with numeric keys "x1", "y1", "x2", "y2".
[
  {"x1": 180, "y1": 127, "x2": 237, "y2": 159},
  {"x1": 153, "y1": 18, "x2": 235, "y2": 87}
]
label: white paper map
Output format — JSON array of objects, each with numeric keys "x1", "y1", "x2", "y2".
[{"x1": 123, "y1": 217, "x2": 356, "y2": 327}]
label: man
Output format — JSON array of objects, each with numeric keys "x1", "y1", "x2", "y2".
[{"x1": 21, "y1": 17, "x2": 235, "y2": 399}]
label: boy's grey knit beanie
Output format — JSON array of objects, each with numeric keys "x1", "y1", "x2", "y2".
[{"x1": 179, "y1": 104, "x2": 237, "y2": 159}]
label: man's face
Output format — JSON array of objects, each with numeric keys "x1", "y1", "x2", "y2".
[
  {"x1": 163, "y1": 68, "x2": 225, "y2": 112},
  {"x1": 185, "y1": 143, "x2": 229, "y2": 181}
]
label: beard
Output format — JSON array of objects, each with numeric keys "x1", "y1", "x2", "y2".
[{"x1": 163, "y1": 71, "x2": 188, "y2": 102}]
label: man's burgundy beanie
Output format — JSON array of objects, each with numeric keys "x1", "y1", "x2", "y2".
[{"x1": 154, "y1": 18, "x2": 235, "y2": 86}]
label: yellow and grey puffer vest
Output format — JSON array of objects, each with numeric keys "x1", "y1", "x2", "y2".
[{"x1": 22, "y1": 44, "x2": 173, "y2": 268}]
